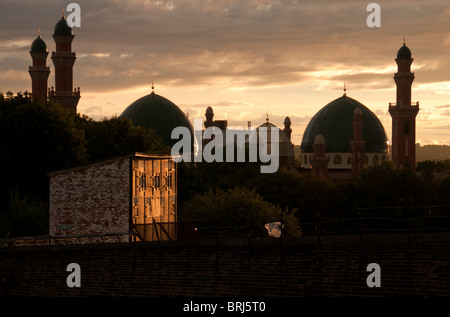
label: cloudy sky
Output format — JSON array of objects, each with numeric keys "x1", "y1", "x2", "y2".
[{"x1": 1, "y1": 0, "x2": 450, "y2": 146}]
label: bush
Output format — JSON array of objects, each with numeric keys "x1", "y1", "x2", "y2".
[{"x1": 180, "y1": 187, "x2": 302, "y2": 238}]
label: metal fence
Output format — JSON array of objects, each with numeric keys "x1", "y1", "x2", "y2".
[{"x1": 2, "y1": 204, "x2": 450, "y2": 247}]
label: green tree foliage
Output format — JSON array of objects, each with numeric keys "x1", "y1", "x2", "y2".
[
  {"x1": 78, "y1": 115, "x2": 170, "y2": 162},
  {"x1": 180, "y1": 187, "x2": 302, "y2": 238},
  {"x1": 0, "y1": 92, "x2": 87, "y2": 203},
  {"x1": 177, "y1": 161, "x2": 260, "y2": 207},
  {"x1": 352, "y1": 161, "x2": 432, "y2": 207},
  {"x1": 245, "y1": 170, "x2": 350, "y2": 234},
  {"x1": 0, "y1": 190, "x2": 48, "y2": 237}
]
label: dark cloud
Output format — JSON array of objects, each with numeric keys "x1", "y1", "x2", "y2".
[{"x1": 2, "y1": 0, "x2": 450, "y2": 93}]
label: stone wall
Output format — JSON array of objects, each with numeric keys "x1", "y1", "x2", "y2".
[
  {"x1": 49, "y1": 157, "x2": 130, "y2": 238},
  {"x1": 1, "y1": 233, "x2": 450, "y2": 297}
]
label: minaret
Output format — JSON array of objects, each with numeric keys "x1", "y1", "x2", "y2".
[
  {"x1": 48, "y1": 10, "x2": 80, "y2": 112},
  {"x1": 350, "y1": 107, "x2": 365, "y2": 175},
  {"x1": 283, "y1": 116, "x2": 292, "y2": 142},
  {"x1": 310, "y1": 134, "x2": 329, "y2": 177},
  {"x1": 28, "y1": 29, "x2": 50, "y2": 99},
  {"x1": 388, "y1": 40, "x2": 419, "y2": 170},
  {"x1": 204, "y1": 106, "x2": 214, "y2": 129}
]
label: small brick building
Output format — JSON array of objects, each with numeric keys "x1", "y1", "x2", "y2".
[{"x1": 49, "y1": 153, "x2": 177, "y2": 242}]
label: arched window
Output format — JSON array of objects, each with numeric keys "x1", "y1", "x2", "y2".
[
  {"x1": 333, "y1": 155, "x2": 342, "y2": 165},
  {"x1": 363, "y1": 155, "x2": 369, "y2": 165},
  {"x1": 404, "y1": 121, "x2": 410, "y2": 134},
  {"x1": 373, "y1": 155, "x2": 379, "y2": 166}
]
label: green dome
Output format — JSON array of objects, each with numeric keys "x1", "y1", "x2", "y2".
[
  {"x1": 301, "y1": 95, "x2": 388, "y2": 153},
  {"x1": 120, "y1": 92, "x2": 194, "y2": 148},
  {"x1": 54, "y1": 17, "x2": 72, "y2": 36},
  {"x1": 397, "y1": 44, "x2": 412, "y2": 60},
  {"x1": 30, "y1": 36, "x2": 47, "y2": 53}
]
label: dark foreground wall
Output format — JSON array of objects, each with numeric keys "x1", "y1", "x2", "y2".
[{"x1": 1, "y1": 233, "x2": 450, "y2": 297}]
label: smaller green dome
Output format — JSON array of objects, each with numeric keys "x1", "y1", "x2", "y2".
[
  {"x1": 120, "y1": 92, "x2": 194, "y2": 148},
  {"x1": 54, "y1": 17, "x2": 72, "y2": 36},
  {"x1": 397, "y1": 44, "x2": 411, "y2": 60},
  {"x1": 30, "y1": 36, "x2": 47, "y2": 53}
]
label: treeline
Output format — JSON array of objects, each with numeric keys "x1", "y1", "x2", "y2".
[
  {"x1": 177, "y1": 159, "x2": 450, "y2": 237},
  {"x1": 416, "y1": 144, "x2": 450, "y2": 162},
  {"x1": 2, "y1": 91, "x2": 450, "y2": 239},
  {"x1": 0, "y1": 91, "x2": 169, "y2": 238}
]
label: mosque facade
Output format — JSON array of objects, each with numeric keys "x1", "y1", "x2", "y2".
[
  {"x1": 300, "y1": 42, "x2": 419, "y2": 178},
  {"x1": 27, "y1": 15, "x2": 418, "y2": 176}
]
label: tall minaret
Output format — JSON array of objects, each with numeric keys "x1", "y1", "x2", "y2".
[
  {"x1": 48, "y1": 10, "x2": 80, "y2": 112},
  {"x1": 28, "y1": 29, "x2": 50, "y2": 99},
  {"x1": 283, "y1": 116, "x2": 292, "y2": 142},
  {"x1": 388, "y1": 40, "x2": 419, "y2": 170}
]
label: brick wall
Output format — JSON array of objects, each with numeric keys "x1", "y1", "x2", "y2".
[
  {"x1": 49, "y1": 157, "x2": 130, "y2": 238},
  {"x1": 1, "y1": 233, "x2": 450, "y2": 297}
]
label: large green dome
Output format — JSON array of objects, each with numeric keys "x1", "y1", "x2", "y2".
[
  {"x1": 120, "y1": 92, "x2": 194, "y2": 148},
  {"x1": 30, "y1": 36, "x2": 47, "y2": 53},
  {"x1": 301, "y1": 95, "x2": 388, "y2": 154},
  {"x1": 54, "y1": 17, "x2": 72, "y2": 36}
]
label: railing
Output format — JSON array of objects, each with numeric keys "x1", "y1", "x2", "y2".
[
  {"x1": 389, "y1": 102, "x2": 419, "y2": 108},
  {"x1": 0, "y1": 232, "x2": 134, "y2": 247},
  {"x1": 3, "y1": 205, "x2": 450, "y2": 247}
]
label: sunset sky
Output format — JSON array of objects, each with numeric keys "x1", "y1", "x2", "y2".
[{"x1": 1, "y1": 0, "x2": 450, "y2": 146}]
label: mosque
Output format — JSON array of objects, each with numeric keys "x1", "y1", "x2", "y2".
[{"x1": 28, "y1": 13, "x2": 419, "y2": 178}]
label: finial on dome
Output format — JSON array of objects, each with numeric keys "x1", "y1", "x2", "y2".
[
  {"x1": 62, "y1": 8, "x2": 65, "y2": 18},
  {"x1": 266, "y1": 111, "x2": 269, "y2": 123},
  {"x1": 343, "y1": 82, "x2": 347, "y2": 96},
  {"x1": 37, "y1": 28, "x2": 41, "y2": 37},
  {"x1": 151, "y1": 80, "x2": 155, "y2": 94},
  {"x1": 403, "y1": 36, "x2": 406, "y2": 46}
]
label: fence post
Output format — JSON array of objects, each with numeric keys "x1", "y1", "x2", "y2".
[
  {"x1": 244, "y1": 216, "x2": 252, "y2": 271},
  {"x1": 315, "y1": 210, "x2": 322, "y2": 272},
  {"x1": 215, "y1": 216, "x2": 219, "y2": 271},
  {"x1": 358, "y1": 208, "x2": 365, "y2": 278},
  {"x1": 153, "y1": 218, "x2": 163, "y2": 269},
  {"x1": 279, "y1": 210, "x2": 284, "y2": 296},
  {"x1": 403, "y1": 206, "x2": 412, "y2": 275}
]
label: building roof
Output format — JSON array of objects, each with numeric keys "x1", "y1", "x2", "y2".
[
  {"x1": 54, "y1": 17, "x2": 72, "y2": 36},
  {"x1": 397, "y1": 43, "x2": 412, "y2": 60},
  {"x1": 120, "y1": 92, "x2": 194, "y2": 147},
  {"x1": 30, "y1": 35, "x2": 47, "y2": 53},
  {"x1": 301, "y1": 95, "x2": 388, "y2": 153},
  {"x1": 256, "y1": 121, "x2": 295, "y2": 164},
  {"x1": 48, "y1": 153, "x2": 174, "y2": 176}
]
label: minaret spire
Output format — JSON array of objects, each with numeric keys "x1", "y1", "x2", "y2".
[
  {"x1": 49, "y1": 11, "x2": 80, "y2": 112},
  {"x1": 389, "y1": 41, "x2": 419, "y2": 170},
  {"x1": 29, "y1": 28, "x2": 50, "y2": 99}
]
